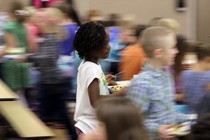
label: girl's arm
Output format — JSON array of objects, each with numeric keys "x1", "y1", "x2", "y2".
[
  {"x1": 88, "y1": 79, "x2": 126, "y2": 108},
  {"x1": 0, "y1": 33, "x2": 17, "y2": 56},
  {"x1": 4, "y1": 33, "x2": 17, "y2": 49},
  {"x1": 27, "y1": 31, "x2": 37, "y2": 53},
  {"x1": 88, "y1": 78, "x2": 101, "y2": 108}
]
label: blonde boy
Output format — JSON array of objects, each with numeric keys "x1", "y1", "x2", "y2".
[{"x1": 126, "y1": 27, "x2": 187, "y2": 140}]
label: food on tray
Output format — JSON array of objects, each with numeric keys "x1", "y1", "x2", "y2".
[
  {"x1": 6, "y1": 48, "x2": 25, "y2": 54},
  {"x1": 110, "y1": 85, "x2": 122, "y2": 92},
  {"x1": 166, "y1": 122, "x2": 190, "y2": 136}
]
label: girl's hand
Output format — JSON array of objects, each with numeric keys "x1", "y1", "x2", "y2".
[
  {"x1": 16, "y1": 55, "x2": 27, "y2": 62},
  {"x1": 105, "y1": 74, "x2": 117, "y2": 86},
  {"x1": 0, "y1": 49, "x2": 7, "y2": 56}
]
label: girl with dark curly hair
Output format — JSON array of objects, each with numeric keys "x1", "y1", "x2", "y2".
[{"x1": 73, "y1": 22, "x2": 126, "y2": 135}]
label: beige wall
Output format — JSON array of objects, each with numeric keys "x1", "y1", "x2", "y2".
[
  {"x1": 76, "y1": 0, "x2": 188, "y2": 36},
  {"x1": 197, "y1": 0, "x2": 210, "y2": 43},
  {"x1": 1, "y1": 0, "x2": 195, "y2": 39},
  {"x1": 0, "y1": 0, "x2": 29, "y2": 12}
]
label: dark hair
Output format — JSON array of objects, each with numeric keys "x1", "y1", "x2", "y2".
[
  {"x1": 107, "y1": 13, "x2": 121, "y2": 26},
  {"x1": 52, "y1": 1, "x2": 73, "y2": 19},
  {"x1": 189, "y1": 113, "x2": 210, "y2": 140},
  {"x1": 64, "y1": 0, "x2": 81, "y2": 25},
  {"x1": 9, "y1": 1, "x2": 27, "y2": 23},
  {"x1": 190, "y1": 43, "x2": 210, "y2": 61},
  {"x1": 134, "y1": 24, "x2": 148, "y2": 38},
  {"x1": 197, "y1": 92, "x2": 210, "y2": 118},
  {"x1": 173, "y1": 35, "x2": 188, "y2": 77},
  {"x1": 96, "y1": 97, "x2": 148, "y2": 140},
  {"x1": 74, "y1": 22, "x2": 107, "y2": 59},
  {"x1": 65, "y1": 0, "x2": 74, "y2": 4}
]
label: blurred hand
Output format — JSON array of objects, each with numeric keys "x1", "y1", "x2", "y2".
[
  {"x1": 105, "y1": 74, "x2": 117, "y2": 86},
  {"x1": 16, "y1": 55, "x2": 27, "y2": 62},
  {"x1": 105, "y1": 74, "x2": 115, "y2": 81},
  {"x1": 158, "y1": 125, "x2": 175, "y2": 139},
  {"x1": 0, "y1": 49, "x2": 7, "y2": 56}
]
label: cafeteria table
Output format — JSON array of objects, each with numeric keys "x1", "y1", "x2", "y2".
[
  {"x1": 0, "y1": 80, "x2": 55, "y2": 139},
  {"x1": 0, "y1": 101, "x2": 55, "y2": 139},
  {"x1": 0, "y1": 80, "x2": 17, "y2": 101}
]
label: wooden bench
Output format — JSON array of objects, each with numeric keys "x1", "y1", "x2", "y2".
[
  {"x1": 0, "y1": 80, "x2": 17, "y2": 101},
  {"x1": 0, "y1": 101, "x2": 55, "y2": 139}
]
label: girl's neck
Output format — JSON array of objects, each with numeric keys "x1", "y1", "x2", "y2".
[{"x1": 85, "y1": 56, "x2": 99, "y2": 64}]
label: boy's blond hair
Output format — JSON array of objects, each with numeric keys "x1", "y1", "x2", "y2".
[
  {"x1": 156, "y1": 18, "x2": 180, "y2": 33},
  {"x1": 140, "y1": 27, "x2": 175, "y2": 58},
  {"x1": 24, "y1": 6, "x2": 36, "y2": 15}
]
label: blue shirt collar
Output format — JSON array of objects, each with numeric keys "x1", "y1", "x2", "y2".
[{"x1": 143, "y1": 63, "x2": 168, "y2": 77}]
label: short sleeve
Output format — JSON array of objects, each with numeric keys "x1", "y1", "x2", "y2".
[{"x1": 84, "y1": 66, "x2": 101, "y2": 88}]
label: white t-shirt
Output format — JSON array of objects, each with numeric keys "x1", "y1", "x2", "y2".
[{"x1": 74, "y1": 61, "x2": 109, "y2": 133}]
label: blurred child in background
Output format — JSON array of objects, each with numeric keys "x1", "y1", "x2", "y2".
[
  {"x1": 52, "y1": 1, "x2": 79, "y2": 56},
  {"x1": 28, "y1": 8, "x2": 78, "y2": 140},
  {"x1": 120, "y1": 24, "x2": 147, "y2": 80},
  {"x1": 52, "y1": 0, "x2": 79, "y2": 101},
  {"x1": 0, "y1": 0, "x2": 9, "y2": 46},
  {"x1": 3, "y1": 0, "x2": 32, "y2": 105},
  {"x1": 101, "y1": 25, "x2": 136, "y2": 75},
  {"x1": 181, "y1": 43, "x2": 210, "y2": 114},
  {"x1": 24, "y1": 6, "x2": 39, "y2": 53},
  {"x1": 4, "y1": 1, "x2": 31, "y2": 53},
  {"x1": 80, "y1": 97, "x2": 149, "y2": 140}
]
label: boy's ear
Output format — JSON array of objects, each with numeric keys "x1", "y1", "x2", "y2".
[{"x1": 153, "y1": 48, "x2": 164, "y2": 58}]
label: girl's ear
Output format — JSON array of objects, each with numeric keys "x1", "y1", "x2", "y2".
[{"x1": 153, "y1": 48, "x2": 164, "y2": 58}]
